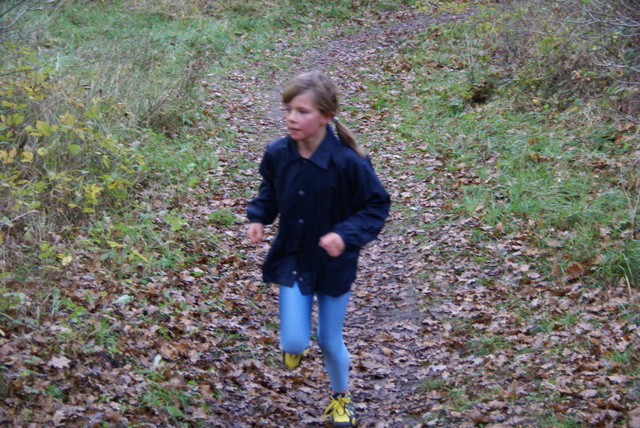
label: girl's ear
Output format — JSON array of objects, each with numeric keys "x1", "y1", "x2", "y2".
[{"x1": 321, "y1": 113, "x2": 333, "y2": 126}]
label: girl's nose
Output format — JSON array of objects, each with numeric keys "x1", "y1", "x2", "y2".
[{"x1": 286, "y1": 112, "x2": 297, "y2": 122}]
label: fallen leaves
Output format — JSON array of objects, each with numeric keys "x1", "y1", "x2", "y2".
[
  {"x1": 566, "y1": 261, "x2": 586, "y2": 280},
  {"x1": 630, "y1": 407, "x2": 640, "y2": 428},
  {"x1": 49, "y1": 356, "x2": 71, "y2": 370},
  {"x1": 2, "y1": 5, "x2": 640, "y2": 428}
]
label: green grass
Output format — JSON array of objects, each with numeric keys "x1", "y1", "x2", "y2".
[
  {"x1": 386, "y1": 4, "x2": 640, "y2": 423},
  {"x1": 367, "y1": 16, "x2": 639, "y2": 287},
  {"x1": 2, "y1": 0, "x2": 639, "y2": 425},
  {"x1": 142, "y1": 373, "x2": 198, "y2": 421}
]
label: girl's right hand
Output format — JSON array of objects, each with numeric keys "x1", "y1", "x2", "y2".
[{"x1": 247, "y1": 223, "x2": 264, "y2": 244}]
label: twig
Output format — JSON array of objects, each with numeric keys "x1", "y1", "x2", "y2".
[
  {"x1": 0, "y1": 311, "x2": 41, "y2": 332},
  {"x1": 0, "y1": 210, "x2": 38, "y2": 228},
  {"x1": 624, "y1": 275, "x2": 633, "y2": 299},
  {"x1": 400, "y1": 399, "x2": 440, "y2": 414}
]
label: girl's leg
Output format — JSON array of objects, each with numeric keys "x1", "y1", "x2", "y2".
[
  {"x1": 316, "y1": 291, "x2": 351, "y2": 392},
  {"x1": 279, "y1": 282, "x2": 314, "y2": 355}
]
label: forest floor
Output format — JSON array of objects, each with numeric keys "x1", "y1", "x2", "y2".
[
  {"x1": 2, "y1": 5, "x2": 638, "y2": 428},
  {"x1": 199, "y1": 7, "x2": 515, "y2": 427},
  {"x1": 204, "y1": 6, "x2": 639, "y2": 427}
]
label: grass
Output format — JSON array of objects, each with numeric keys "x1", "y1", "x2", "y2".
[
  {"x1": 1, "y1": 0, "x2": 639, "y2": 425},
  {"x1": 371, "y1": 18, "x2": 639, "y2": 287},
  {"x1": 11, "y1": 0, "x2": 424, "y2": 413},
  {"x1": 394, "y1": 4, "x2": 639, "y2": 424}
]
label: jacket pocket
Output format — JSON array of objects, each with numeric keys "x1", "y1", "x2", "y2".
[{"x1": 320, "y1": 250, "x2": 357, "y2": 285}]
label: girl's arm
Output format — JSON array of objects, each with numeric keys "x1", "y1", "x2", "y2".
[
  {"x1": 332, "y1": 157, "x2": 390, "y2": 249},
  {"x1": 247, "y1": 150, "x2": 279, "y2": 226}
]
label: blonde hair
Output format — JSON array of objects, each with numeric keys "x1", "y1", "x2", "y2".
[{"x1": 282, "y1": 71, "x2": 365, "y2": 159}]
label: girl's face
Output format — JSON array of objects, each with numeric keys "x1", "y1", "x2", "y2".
[{"x1": 284, "y1": 91, "x2": 332, "y2": 146}]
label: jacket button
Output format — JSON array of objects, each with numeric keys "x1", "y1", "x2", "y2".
[{"x1": 298, "y1": 190, "x2": 305, "y2": 196}]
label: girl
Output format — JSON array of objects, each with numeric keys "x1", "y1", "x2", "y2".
[{"x1": 247, "y1": 71, "x2": 390, "y2": 427}]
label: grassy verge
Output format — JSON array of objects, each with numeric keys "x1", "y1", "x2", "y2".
[
  {"x1": 360, "y1": 1, "x2": 639, "y2": 425},
  {"x1": 376, "y1": 2, "x2": 639, "y2": 288}
]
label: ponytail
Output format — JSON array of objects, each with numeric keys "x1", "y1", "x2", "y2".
[{"x1": 333, "y1": 117, "x2": 365, "y2": 159}]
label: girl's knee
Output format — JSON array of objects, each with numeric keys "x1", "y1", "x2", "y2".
[
  {"x1": 317, "y1": 335, "x2": 345, "y2": 358},
  {"x1": 280, "y1": 331, "x2": 309, "y2": 355}
]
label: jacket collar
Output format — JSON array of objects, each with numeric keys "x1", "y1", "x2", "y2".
[{"x1": 288, "y1": 125, "x2": 338, "y2": 169}]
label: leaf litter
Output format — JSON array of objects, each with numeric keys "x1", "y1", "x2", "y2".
[{"x1": 1, "y1": 6, "x2": 639, "y2": 428}]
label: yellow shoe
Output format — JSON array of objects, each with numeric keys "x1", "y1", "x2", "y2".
[
  {"x1": 322, "y1": 393, "x2": 357, "y2": 427},
  {"x1": 282, "y1": 349, "x2": 308, "y2": 370}
]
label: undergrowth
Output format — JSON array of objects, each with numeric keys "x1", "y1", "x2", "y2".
[
  {"x1": 0, "y1": 0, "x2": 414, "y2": 421},
  {"x1": 1, "y1": 0, "x2": 639, "y2": 425},
  {"x1": 409, "y1": 0, "x2": 640, "y2": 288},
  {"x1": 0, "y1": 0, "x2": 411, "y2": 293}
]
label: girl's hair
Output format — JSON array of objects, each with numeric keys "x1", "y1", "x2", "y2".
[{"x1": 283, "y1": 71, "x2": 365, "y2": 159}]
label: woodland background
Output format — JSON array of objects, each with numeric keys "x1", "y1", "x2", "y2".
[{"x1": 1, "y1": 0, "x2": 640, "y2": 426}]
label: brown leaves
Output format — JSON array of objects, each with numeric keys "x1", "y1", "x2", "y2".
[
  {"x1": 630, "y1": 407, "x2": 640, "y2": 428},
  {"x1": 566, "y1": 261, "x2": 586, "y2": 280},
  {"x1": 3, "y1": 5, "x2": 640, "y2": 428},
  {"x1": 49, "y1": 356, "x2": 71, "y2": 370}
]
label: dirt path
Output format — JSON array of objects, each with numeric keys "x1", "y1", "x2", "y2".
[{"x1": 213, "y1": 8, "x2": 462, "y2": 427}]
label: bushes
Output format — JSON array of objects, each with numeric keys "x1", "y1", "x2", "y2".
[
  {"x1": 471, "y1": 0, "x2": 640, "y2": 283},
  {"x1": 0, "y1": 0, "x2": 64, "y2": 42},
  {"x1": 0, "y1": 1, "x2": 205, "y2": 286},
  {"x1": 478, "y1": 0, "x2": 639, "y2": 117},
  {"x1": 421, "y1": 0, "x2": 639, "y2": 116},
  {"x1": 0, "y1": 0, "x2": 417, "y2": 312},
  {"x1": 411, "y1": 0, "x2": 640, "y2": 287},
  {"x1": 0, "y1": 46, "x2": 146, "y2": 288}
]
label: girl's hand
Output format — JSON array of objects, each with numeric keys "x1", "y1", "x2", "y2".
[
  {"x1": 319, "y1": 232, "x2": 345, "y2": 257},
  {"x1": 248, "y1": 223, "x2": 264, "y2": 244}
]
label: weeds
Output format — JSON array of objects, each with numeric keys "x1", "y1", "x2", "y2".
[
  {"x1": 2, "y1": 1, "x2": 418, "y2": 422},
  {"x1": 363, "y1": 2, "x2": 640, "y2": 423},
  {"x1": 142, "y1": 373, "x2": 197, "y2": 422},
  {"x1": 1, "y1": 0, "x2": 639, "y2": 425},
  {"x1": 398, "y1": 15, "x2": 640, "y2": 288},
  {"x1": 0, "y1": 369, "x2": 7, "y2": 399}
]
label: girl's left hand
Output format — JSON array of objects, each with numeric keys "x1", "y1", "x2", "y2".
[{"x1": 319, "y1": 232, "x2": 345, "y2": 257}]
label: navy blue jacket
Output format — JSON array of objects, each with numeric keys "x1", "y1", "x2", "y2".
[{"x1": 247, "y1": 126, "x2": 390, "y2": 297}]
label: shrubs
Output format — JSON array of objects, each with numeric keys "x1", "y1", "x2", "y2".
[
  {"x1": 481, "y1": 0, "x2": 639, "y2": 117},
  {"x1": 422, "y1": 0, "x2": 639, "y2": 116},
  {"x1": 0, "y1": 62, "x2": 148, "y2": 314},
  {"x1": 413, "y1": 0, "x2": 639, "y2": 287},
  {"x1": 0, "y1": 0, "x2": 218, "y2": 285}
]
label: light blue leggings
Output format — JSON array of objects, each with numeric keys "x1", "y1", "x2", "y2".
[{"x1": 279, "y1": 282, "x2": 350, "y2": 392}]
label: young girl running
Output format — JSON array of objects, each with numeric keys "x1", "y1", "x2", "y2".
[{"x1": 247, "y1": 70, "x2": 390, "y2": 427}]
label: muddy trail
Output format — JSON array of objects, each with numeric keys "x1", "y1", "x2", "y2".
[{"x1": 203, "y1": 8, "x2": 469, "y2": 427}]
